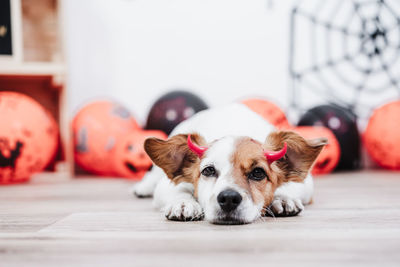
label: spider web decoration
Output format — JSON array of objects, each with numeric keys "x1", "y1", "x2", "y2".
[{"x1": 289, "y1": 0, "x2": 400, "y2": 128}]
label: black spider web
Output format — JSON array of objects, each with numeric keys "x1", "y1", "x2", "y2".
[{"x1": 289, "y1": 0, "x2": 400, "y2": 124}]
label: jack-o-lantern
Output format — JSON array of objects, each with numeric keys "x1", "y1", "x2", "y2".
[
  {"x1": 72, "y1": 100, "x2": 140, "y2": 176},
  {"x1": 112, "y1": 130, "x2": 167, "y2": 179},
  {"x1": 242, "y1": 98, "x2": 291, "y2": 129},
  {"x1": 298, "y1": 104, "x2": 360, "y2": 170},
  {"x1": 0, "y1": 92, "x2": 58, "y2": 184},
  {"x1": 293, "y1": 126, "x2": 340, "y2": 175}
]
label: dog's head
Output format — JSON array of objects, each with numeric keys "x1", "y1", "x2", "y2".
[{"x1": 144, "y1": 131, "x2": 326, "y2": 224}]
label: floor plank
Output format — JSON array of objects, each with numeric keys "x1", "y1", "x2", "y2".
[{"x1": 0, "y1": 171, "x2": 399, "y2": 266}]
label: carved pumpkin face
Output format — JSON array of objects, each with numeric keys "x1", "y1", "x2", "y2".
[
  {"x1": 72, "y1": 101, "x2": 140, "y2": 176},
  {"x1": 0, "y1": 92, "x2": 58, "y2": 184},
  {"x1": 293, "y1": 126, "x2": 341, "y2": 175},
  {"x1": 112, "y1": 130, "x2": 167, "y2": 179}
]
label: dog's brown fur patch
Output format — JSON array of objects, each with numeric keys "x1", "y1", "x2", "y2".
[
  {"x1": 144, "y1": 133, "x2": 205, "y2": 185},
  {"x1": 231, "y1": 138, "x2": 281, "y2": 210},
  {"x1": 264, "y1": 131, "x2": 327, "y2": 183},
  {"x1": 230, "y1": 131, "x2": 326, "y2": 211}
]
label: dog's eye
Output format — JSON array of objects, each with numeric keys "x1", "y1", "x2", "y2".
[
  {"x1": 248, "y1": 167, "x2": 267, "y2": 181},
  {"x1": 201, "y1": 166, "x2": 216, "y2": 177}
]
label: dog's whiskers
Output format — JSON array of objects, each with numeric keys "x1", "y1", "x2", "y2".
[
  {"x1": 265, "y1": 208, "x2": 276, "y2": 219},
  {"x1": 256, "y1": 216, "x2": 267, "y2": 223},
  {"x1": 190, "y1": 212, "x2": 205, "y2": 221},
  {"x1": 260, "y1": 206, "x2": 276, "y2": 220}
]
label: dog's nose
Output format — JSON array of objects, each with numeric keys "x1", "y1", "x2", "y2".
[{"x1": 217, "y1": 190, "x2": 242, "y2": 212}]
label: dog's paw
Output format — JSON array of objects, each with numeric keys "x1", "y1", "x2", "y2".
[
  {"x1": 269, "y1": 197, "x2": 304, "y2": 217},
  {"x1": 131, "y1": 182, "x2": 154, "y2": 198},
  {"x1": 164, "y1": 199, "x2": 204, "y2": 221}
]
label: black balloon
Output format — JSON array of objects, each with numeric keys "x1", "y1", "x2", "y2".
[
  {"x1": 297, "y1": 104, "x2": 361, "y2": 170},
  {"x1": 146, "y1": 90, "x2": 208, "y2": 135}
]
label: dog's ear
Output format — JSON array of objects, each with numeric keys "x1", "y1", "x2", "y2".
[
  {"x1": 144, "y1": 133, "x2": 206, "y2": 182},
  {"x1": 264, "y1": 131, "x2": 327, "y2": 183}
]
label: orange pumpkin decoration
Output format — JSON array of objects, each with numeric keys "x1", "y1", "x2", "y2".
[
  {"x1": 364, "y1": 101, "x2": 400, "y2": 170},
  {"x1": 72, "y1": 100, "x2": 140, "y2": 176},
  {"x1": 112, "y1": 130, "x2": 167, "y2": 179},
  {"x1": 293, "y1": 126, "x2": 340, "y2": 175},
  {"x1": 0, "y1": 92, "x2": 59, "y2": 184},
  {"x1": 242, "y1": 98, "x2": 292, "y2": 129}
]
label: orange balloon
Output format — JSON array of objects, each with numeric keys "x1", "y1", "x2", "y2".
[
  {"x1": 72, "y1": 100, "x2": 140, "y2": 176},
  {"x1": 0, "y1": 92, "x2": 59, "y2": 184},
  {"x1": 293, "y1": 126, "x2": 340, "y2": 175},
  {"x1": 242, "y1": 98, "x2": 291, "y2": 129},
  {"x1": 364, "y1": 101, "x2": 400, "y2": 170},
  {"x1": 112, "y1": 130, "x2": 167, "y2": 179}
]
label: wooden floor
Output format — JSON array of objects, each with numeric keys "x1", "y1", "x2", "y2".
[{"x1": 0, "y1": 171, "x2": 399, "y2": 267}]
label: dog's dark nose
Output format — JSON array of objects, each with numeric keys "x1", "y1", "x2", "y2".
[{"x1": 217, "y1": 190, "x2": 242, "y2": 212}]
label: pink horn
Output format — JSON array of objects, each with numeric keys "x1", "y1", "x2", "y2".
[
  {"x1": 187, "y1": 134, "x2": 208, "y2": 158},
  {"x1": 264, "y1": 142, "x2": 287, "y2": 164}
]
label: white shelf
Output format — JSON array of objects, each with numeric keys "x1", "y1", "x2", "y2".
[{"x1": 0, "y1": 62, "x2": 65, "y2": 76}]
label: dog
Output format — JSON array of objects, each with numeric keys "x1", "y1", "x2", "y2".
[{"x1": 133, "y1": 103, "x2": 326, "y2": 224}]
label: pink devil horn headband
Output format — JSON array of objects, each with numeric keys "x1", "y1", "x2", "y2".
[
  {"x1": 187, "y1": 134, "x2": 208, "y2": 157},
  {"x1": 264, "y1": 142, "x2": 287, "y2": 164}
]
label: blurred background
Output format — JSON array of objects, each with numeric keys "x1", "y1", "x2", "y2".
[
  {"x1": 1, "y1": 0, "x2": 399, "y2": 183},
  {"x1": 64, "y1": 0, "x2": 291, "y2": 123}
]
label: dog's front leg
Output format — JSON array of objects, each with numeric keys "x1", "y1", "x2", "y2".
[
  {"x1": 270, "y1": 174, "x2": 314, "y2": 217},
  {"x1": 153, "y1": 176, "x2": 204, "y2": 221},
  {"x1": 132, "y1": 166, "x2": 165, "y2": 198}
]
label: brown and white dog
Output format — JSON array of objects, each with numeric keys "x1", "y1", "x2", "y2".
[{"x1": 133, "y1": 103, "x2": 326, "y2": 224}]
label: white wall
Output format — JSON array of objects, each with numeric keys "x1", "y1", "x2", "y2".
[
  {"x1": 64, "y1": 0, "x2": 400, "y2": 129},
  {"x1": 64, "y1": 0, "x2": 294, "y2": 126}
]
